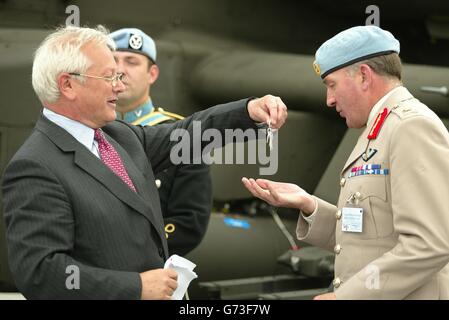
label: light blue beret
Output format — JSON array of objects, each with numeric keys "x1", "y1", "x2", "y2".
[
  {"x1": 109, "y1": 28, "x2": 157, "y2": 63},
  {"x1": 313, "y1": 25, "x2": 400, "y2": 78}
]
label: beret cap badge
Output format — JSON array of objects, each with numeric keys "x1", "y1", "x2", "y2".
[
  {"x1": 129, "y1": 34, "x2": 143, "y2": 50},
  {"x1": 313, "y1": 61, "x2": 321, "y2": 75}
]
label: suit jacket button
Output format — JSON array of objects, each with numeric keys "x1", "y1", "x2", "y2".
[
  {"x1": 333, "y1": 277, "x2": 342, "y2": 288},
  {"x1": 336, "y1": 210, "x2": 342, "y2": 220},
  {"x1": 155, "y1": 179, "x2": 161, "y2": 189},
  {"x1": 334, "y1": 244, "x2": 342, "y2": 254}
]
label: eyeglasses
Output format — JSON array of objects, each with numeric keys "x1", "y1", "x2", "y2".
[{"x1": 69, "y1": 72, "x2": 124, "y2": 87}]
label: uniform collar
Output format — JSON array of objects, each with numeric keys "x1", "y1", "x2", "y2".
[
  {"x1": 367, "y1": 86, "x2": 403, "y2": 127},
  {"x1": 116, "y1": 99, "x2": 154, "y2": 123}
]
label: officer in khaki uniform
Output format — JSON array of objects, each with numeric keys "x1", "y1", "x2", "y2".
[
  {"x1": 243, "y1": 26, "x2": 449, "y2": 299},
  {"x1": 110, "y1": 28, "x2": 212, "y2": 256}
]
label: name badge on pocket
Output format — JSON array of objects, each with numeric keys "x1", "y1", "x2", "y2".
[{"x1": 342, "y1": 207, "x2": 363, "y2": 233}]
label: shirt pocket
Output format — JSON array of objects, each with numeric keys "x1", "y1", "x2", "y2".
[
  {"x1": 358, "y1": 174, "x2": 393, "y2": 239},
  {"x1": 339, "y1": 173, "x2": 390, "y2": 240}
]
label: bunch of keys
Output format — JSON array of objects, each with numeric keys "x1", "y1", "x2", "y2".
[{"x1": 266, "y1": 120, "x2": 274, "y2": 151}]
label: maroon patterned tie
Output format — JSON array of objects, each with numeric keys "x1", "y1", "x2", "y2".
[{"x1": 94, "y1": 129, "x2": 136, "y2": 192}]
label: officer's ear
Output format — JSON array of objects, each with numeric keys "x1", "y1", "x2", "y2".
[
  {"x1": 359, "y1": 64, "x2": 373, "y2": 90},
  {"x1": 148, "y1": 63, "x2": 159, "y2": 85}
]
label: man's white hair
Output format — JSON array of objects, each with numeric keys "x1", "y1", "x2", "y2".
[{"x1": 32, "y1": 25, "x2": 116, "y2": 104}]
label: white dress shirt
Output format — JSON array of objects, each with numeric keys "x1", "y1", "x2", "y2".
[{"x1": 43, "y1": 108, "x2": 100, "y2": 158}]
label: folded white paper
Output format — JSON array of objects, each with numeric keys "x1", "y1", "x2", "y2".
[{"x1": 164, "y1": 254, "x2": 198, "y2": 300}]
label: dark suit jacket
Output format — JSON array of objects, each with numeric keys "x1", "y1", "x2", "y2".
[
  {"x1": 151, "y1": 115, "x2": 212, "y2": 257},
  {"x1": 1, "y1": 98, "x2": 254, "y2": 299},
  {"x1": 157, "y1": 156, "x2": 212, "y2": 257}
]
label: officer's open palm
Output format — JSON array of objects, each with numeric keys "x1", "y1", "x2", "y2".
[{"x1": 242, "y1": 178, "x2": 315, "y2": 214}]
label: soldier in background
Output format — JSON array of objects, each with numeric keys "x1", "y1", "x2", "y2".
[{"x1": 110, "y1": 28, "x2": 212, "y2": 256}]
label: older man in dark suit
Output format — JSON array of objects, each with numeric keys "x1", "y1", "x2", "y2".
[{"x1": 1, "y1": 25, "x2": 287, "y2": 300}]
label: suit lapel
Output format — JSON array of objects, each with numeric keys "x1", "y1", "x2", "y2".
[
  {"x1": 72, "y1": 149, "x2": 149, "y2": 215},
  {"x1": 341, "y1": 126, "x2": 370, "y2": 174},
  {"x1": 105, "y1": 134, "x2": 167, "y2": 245},
  {"x1": 36, "y1": 116, "x2": 166, "y2": 245}
]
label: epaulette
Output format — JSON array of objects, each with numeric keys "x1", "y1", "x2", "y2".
[
  {"x1": 390, "y1": 99, "x2": 421, "y2": 120},
  {"x1": 132, "y1": 107, "x2": 184, "y2": 126},
  {"x1": 156, "y1": 107, "x2": 185, "y2": 120}
]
